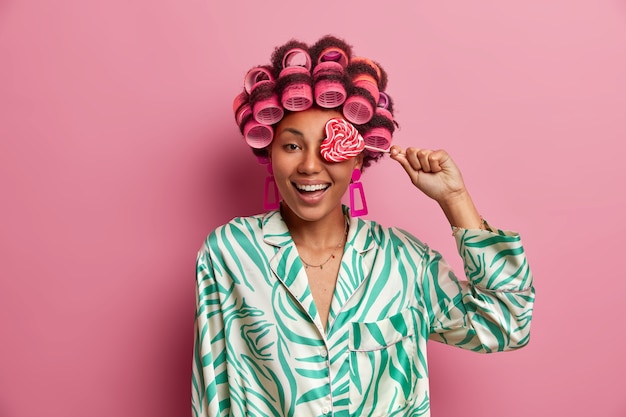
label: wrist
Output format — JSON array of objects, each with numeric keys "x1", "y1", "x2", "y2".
[
  {"x1": 438, "y1": 189, "x2": 483, "y2": 230},
  {"x1": 437, "y1": 187, "x2": 471, "y2": 208}
]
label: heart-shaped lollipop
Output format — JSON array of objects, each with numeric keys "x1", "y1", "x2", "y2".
[{"x1": 320, "y1": 118, "x2": 365, "y2": 162}]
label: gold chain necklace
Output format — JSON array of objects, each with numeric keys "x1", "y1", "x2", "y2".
[{"x1": 300, "y1": 218, "x2": 349, "y2": 270}]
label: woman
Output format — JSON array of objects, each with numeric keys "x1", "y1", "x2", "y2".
[{"x1": 192, "y1": 35, "x2": 534, "y2": 417}]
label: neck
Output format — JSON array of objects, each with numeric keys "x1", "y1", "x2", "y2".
[{"x1": 281, "y1": 205, "x2": 347, "y2": 249}]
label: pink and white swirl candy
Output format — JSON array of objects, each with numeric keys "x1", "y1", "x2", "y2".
[{"x1": 320, "y1": 118, "x2": 365, "y2": 162}]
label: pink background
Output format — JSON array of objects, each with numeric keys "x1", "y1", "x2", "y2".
[{"x1": 1, "y1": 0, "x2": 625, "y2": 416}]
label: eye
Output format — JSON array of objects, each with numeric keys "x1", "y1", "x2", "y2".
[{"x1": 284, "y1": 143, "x2": 301, "y2": 152}]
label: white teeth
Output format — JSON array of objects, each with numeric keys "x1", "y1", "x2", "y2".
[{"x1": 296, "y1": 184, "x2": 329, "y2": 192}]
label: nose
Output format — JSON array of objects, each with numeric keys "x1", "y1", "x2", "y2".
[{"x1": 297, "y1": 147, "x2": 324, "y2": 175}]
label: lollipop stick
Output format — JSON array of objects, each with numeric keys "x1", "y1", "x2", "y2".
[
  {"x1": 364, "y1": 145, "x2": 391, "y2": 153},
  {"x1": 364, "y1": 145, "x2": 404, "y2": 156}
]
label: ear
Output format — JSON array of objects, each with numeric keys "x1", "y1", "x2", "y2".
[{"x1": 354, "y1": 152, "x2": 364, "y2": 170}]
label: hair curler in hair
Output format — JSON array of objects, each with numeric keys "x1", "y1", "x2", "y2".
[
  {"x1": 311, "y1": 40, "x2": 351, "y2": 108},
  {"x1": 363, "y1": 126, "x2": 392, "y2": 152},
  {"x1": 319, "y1": 47, "x2": 349, "y2": 68},
  {"x1": 342, "y1": 83, "x2": 377, "y2": 124},
  {"x1": 313, "y1": 48, "x2": 349, "y2": 108},
  {"x1": 279, "y1": 66, "x2": 313, "y2": 111},
  {"x1": 245, "y1": 67, "x2": 283, "y2": 125},
  {"x1": 243, "y1": 119, "x2": 274, "y2": 149},
  {"x1": 342, "y1": 58, "x2": 381, "y2": 124},
  {"x1": 309, "y1": 35, "x2": 353, "y2": 68},
  {"x1": 281, "y1": 47, "x2": 312, "y2": 71},
  {"x1": 244, "y1": 67, "x2": 273, "y2": 94},
  {"x1": 234, "y1": 91, "x2": 271, "y2": 147},
  {"x1": 277, "y1": 48, "x2": 313, "y2": 111},
  {"x1": 250, "y1": 80, "x2": 283, "y2": 125},
  {"x1": 363, "y1": 94, "x2": 395, "y2": 153},
  {"x1": 233, "y1": 91, "x2": 250, "y2": 129},
  {"x1": 377, "y1": 91, "x2": 390, "y2": 110},
  {"x1": 351, "y1": 57, "x2": 382, "y2": 85}
]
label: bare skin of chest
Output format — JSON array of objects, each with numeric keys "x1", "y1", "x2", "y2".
[{"x1": 304, "y1": 263, "x2": 341, "y2": 331}]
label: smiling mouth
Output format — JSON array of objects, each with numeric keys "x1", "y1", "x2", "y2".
[{"x1": 294, "y1": 183, "x2": 330, "y2": 193}]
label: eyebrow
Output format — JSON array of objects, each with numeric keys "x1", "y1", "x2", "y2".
[{"x1": 278, "y1": 127, "x2": 304, "y2": 137}]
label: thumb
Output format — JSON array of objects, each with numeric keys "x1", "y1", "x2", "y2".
[{"x1": 389, "y1": 145, "x2": 412, "y2": 174}]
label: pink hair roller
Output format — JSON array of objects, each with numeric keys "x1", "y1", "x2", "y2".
[
  {"x1": 375, "y1": 107, "x2": 393, "y2": 122},
  {"x1": 313, "y1": 61, "x2": 346, "y2": 108},
  {"x1": 363, "y1": 127, "x2": 392, "y2": 152},
  {"x1": 236, "y1": 103, "x2": 252, "y2": 128},
  {"x1": 251, "y1": 80, "x2": 283, "y2": 125},
  {"x1": 377, "y1": 91, "x2": 390, "y2": 109},
  {"x1": 279, "y1": 66, "x2": 313, "y2": 111},
  {"x1": 233, "y1": 92, "x2": 253, "y2": 129},
  {"x1": 319, "y1": 47, "x2": 349, "y2": 68},
  {"x1": 245, "y1": 67, "x2": 283, "y2": 125},
  {"x1": 233, "y1": 91, "x2": 248, "y2": 116},
  {"x1": 233, "y1": 91, "x2": 252, "y2": 131},
  {"x1": 282, "y1": 48, "x2": 312, "y2": 71},
  {"x1": 343, "y1": 95, "x2": 374, "y2": 124},
  {"x1": 342, "y1": 75, "x2": 380, "y2": 124},
  {"x1": 351, "y1": 57, "x2": 382, "y2": 85},
  {"x1": 244, "y1": 119, "x2": 274, "y2": 149},
  {"x1": 374, "y1": 91, "x2": 394, "y2": 127},
  {"x1": 244, "y1": 67, "x2": 273, "y2": 94},
  {"x1": 353, "y1": 74, "x2": 380, "y2": 102}
]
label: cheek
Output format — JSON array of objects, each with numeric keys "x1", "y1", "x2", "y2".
[
  {"x1": 269, "y1": 159, "x2": 295, "y2": 189},
  {"x1": 271, "y1": 164, "x2": 289, "y2": 183},
  {"x1": 329, "y1": 163, "x2": 357, "y2": 185}
]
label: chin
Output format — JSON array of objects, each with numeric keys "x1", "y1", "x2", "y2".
[{"x1": 280, "y1": 201, "x2": 341, "y2": 223}]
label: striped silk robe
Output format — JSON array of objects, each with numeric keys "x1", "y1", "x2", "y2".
[{"x1": 192, "y1": 208, "x2": 534, "y2": 417}]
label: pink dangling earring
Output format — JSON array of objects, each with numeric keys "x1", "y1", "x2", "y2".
[
  {"x1": 349, "y1": 168, "x2": 368, "y2": 217},
  {"x1": 264, "y1": 163, "x2": 281, "y2": 210}
]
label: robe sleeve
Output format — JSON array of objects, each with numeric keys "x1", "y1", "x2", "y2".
[
  {"x1": 425, "y1": 226, "x2": 535, "y2": 352},
  {"x1": 192, "y1": 243, "x2": 230, "y2": 416}
]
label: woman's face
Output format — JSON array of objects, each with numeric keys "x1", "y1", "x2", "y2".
[{"x1": 270, "y1": 108, "x2": 363, "y2": 223}]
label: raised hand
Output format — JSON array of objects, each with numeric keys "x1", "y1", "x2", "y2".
[{"x1": 390, "y1": 146, "x2": 484, "y2": 230}]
